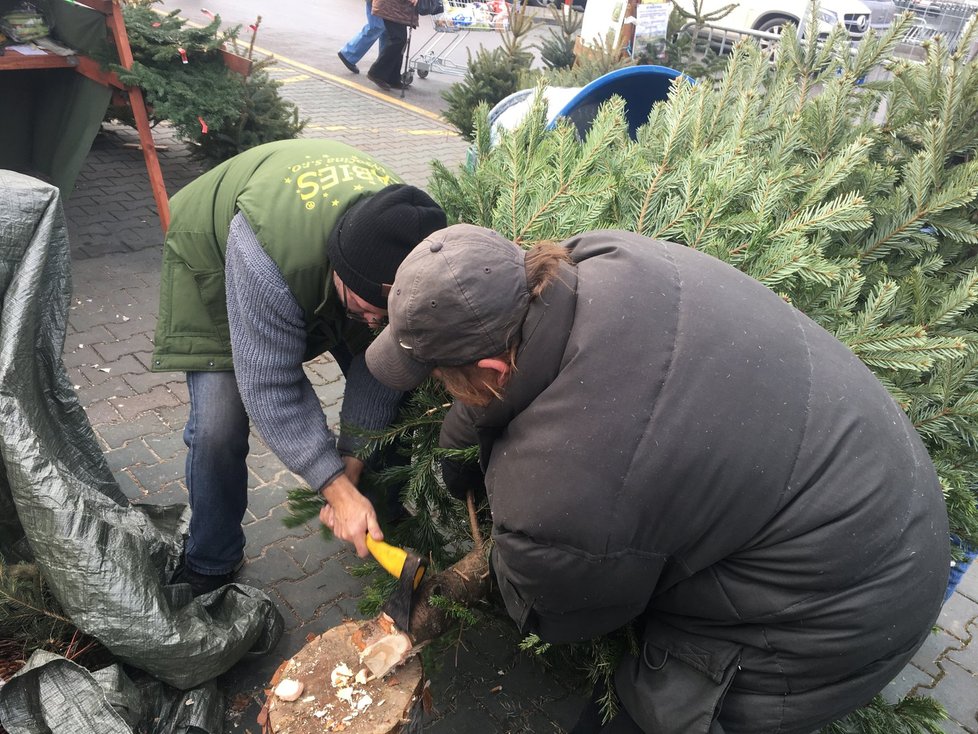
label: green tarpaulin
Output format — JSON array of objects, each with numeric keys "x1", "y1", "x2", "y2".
[{"x1": 0, "y1": 170, "x2": 283, "y2": 733}]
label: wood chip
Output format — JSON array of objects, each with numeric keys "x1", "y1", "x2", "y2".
[{"x1": 274, "y1": 679, "x2": 304, "y2": 702}]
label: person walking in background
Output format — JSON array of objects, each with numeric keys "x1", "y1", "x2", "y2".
[
  {"x1": 367, "y1": 0, "x2": 418, "y2": 91},
  {"x1": 338, "y1": 0, "x2": 387, "y2": 75}
]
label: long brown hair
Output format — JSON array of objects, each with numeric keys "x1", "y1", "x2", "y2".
[{"x1": 436, "y1": 240, "x2": 572, "y2": 406}]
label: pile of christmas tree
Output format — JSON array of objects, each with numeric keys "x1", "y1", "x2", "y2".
[
  {"x1": 431, "y1": 15, "x2": 978, "y2": 550},
  {"x1": 101, "y1": 0, "x2": 303, "y2": 163}
]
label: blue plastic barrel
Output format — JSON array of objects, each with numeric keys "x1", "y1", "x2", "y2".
[
  {"x1": 548, "y1": 65, "x2": 689, "y2": 139},
  {"x1": 488, "y1": 65, "x2": 692, "y2": 142}
]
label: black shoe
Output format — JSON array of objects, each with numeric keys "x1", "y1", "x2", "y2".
[
  {"x1": 171, "y1": 557, "x2": 243, "y2": 597},
  {"x1": 338, "y1": 52, "x2": 359, "y2": 74},
  {"x1": 367, "y1": 72, "x2": 391, "y2": 91}
]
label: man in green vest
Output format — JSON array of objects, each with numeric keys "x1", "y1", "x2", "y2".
[{"x1": 151, "y1": 139, "x2": 447, "y2": 596}]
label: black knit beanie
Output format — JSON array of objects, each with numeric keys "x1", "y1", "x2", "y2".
[{"x1": 327, "y1": 184, "x2": 447, "y2": 308}]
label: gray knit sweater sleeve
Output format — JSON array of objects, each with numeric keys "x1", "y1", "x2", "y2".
[
  {"x1": 225, "y1": 212, "x2": 345, "y2": 492},
  {"x1": 338, "y1": 350, "x2": 405, "y2": 456}
]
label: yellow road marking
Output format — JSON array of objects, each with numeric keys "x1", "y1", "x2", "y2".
[
  {"x1": 159, "y1": 8, "x2": 455, "y2": 129},
  {"x1": 255, "y1": 47, "x2": 451, "y2": 126},
  {"x1": 305, "y1": 123, "x2": 459, "y2": 137}
]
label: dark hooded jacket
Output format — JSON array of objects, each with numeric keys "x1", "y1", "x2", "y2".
[
  {"x1": 439, "y1": 230, "x2": 949, "y2": 733},
  {"x1": 372, "y1": 0, "x2": 419, "y2": 27}
]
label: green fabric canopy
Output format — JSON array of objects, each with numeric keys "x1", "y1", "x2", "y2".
[{"x1": 0, "y1": 0, "x2": 115, "y2": 196}]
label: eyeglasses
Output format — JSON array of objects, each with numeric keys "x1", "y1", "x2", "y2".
[{"x1": 339, "y1": 281, "x2": 389, "y2": 328}]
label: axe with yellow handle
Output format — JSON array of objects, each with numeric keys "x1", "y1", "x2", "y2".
[{"x1": 365, "y1": 535, "x2": 427, "y2": 633}]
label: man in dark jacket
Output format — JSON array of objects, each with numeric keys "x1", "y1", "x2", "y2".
[
  {"x1": 367, "y1": 0, "x2": 418, "y2": 91},
  {"x1": 365, "y1": 223, "x2": 950, "y2": 733},
  {"x1": 151, "y1": 139, "x2": 446, "y2": 596}
]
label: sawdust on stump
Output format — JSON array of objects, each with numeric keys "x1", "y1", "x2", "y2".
[
  {"x1": 262, "y1": 547, "x2": 491, "y2": 734},
  {"x1": 264, "y1": 620, "x2": 423, "y2": 734}
]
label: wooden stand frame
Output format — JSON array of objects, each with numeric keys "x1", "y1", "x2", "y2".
[
  {"x1": 0, "y1": 0, "x2": 170, "y2": 231},
  {"x1": 0, "y1": 1, "x2": 253, "y2": 233}
]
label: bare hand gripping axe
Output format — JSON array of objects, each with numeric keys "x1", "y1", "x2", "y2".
[{"x1": 364, "y1": 535, "x2": 427, "y2": 634}]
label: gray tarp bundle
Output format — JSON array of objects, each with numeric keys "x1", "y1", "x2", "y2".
[{"x1": 0, "y1": 171, "x2": 284, "y2": 732}]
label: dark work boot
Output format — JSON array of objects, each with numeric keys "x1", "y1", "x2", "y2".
[{"x1": 170, "y1": 555, "x2": 244, "y2": 597}]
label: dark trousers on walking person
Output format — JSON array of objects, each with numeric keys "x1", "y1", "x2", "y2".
[{"x1": 368, "y1": 19, "x2": 407, "y2": 88}]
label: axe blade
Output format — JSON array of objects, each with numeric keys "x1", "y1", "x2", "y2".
[{"x1": 382, "y1": 552, "x2": 426, "y2": 634}]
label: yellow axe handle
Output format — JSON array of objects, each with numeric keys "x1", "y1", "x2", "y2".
[{"x1": 365, "y1": 535, "x2": 425, "y2": 589}]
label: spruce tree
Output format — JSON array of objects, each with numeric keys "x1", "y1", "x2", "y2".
[
  {"x1": 441, "y1": 0, "x2": 536, "y2": 140},
  {"x1": 102, "y1": 0, "x2": 304, "y2": 162}
]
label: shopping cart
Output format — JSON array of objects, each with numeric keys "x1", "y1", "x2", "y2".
[{"x1": 409, "y1": 0, "x2": 510, "y2": 78}]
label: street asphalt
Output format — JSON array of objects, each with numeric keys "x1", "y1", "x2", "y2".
[{"x1": 61, "y1": 44, "x2": 978, "y2": 734}]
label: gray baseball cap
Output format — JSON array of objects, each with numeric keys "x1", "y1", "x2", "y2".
[{"x1": 366, "y1": 223, "x2": 531, "y2": 391}]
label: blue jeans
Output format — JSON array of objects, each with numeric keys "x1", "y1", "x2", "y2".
[
  {"x1": 340, "y1": 0, "x2": 388, "y2": 64},
  {"x1": 183, "y1": 346, "x2": 382, "y2": 575},
  {"x1": 183, "y1": 370, "x2": 251, "y2": 575}
]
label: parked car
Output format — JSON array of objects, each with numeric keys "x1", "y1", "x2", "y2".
[
  {"x1": 673, "y1": 0, "x2": 873, "y2": 42},
  {"x1": 863, "y1": 0, "x2": 899, "y2": 31}
]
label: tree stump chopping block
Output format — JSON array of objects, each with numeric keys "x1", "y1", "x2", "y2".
[
  {"x1": 261, "y1": 547, "x2": 490, "y2": 734},
  {"x1": 262, "y1": 621, "x2": 424, "y2": 734}
]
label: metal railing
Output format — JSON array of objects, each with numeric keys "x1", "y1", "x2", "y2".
[{"x1": 894, "y1": 0, "x2": 977, "y2": 51}]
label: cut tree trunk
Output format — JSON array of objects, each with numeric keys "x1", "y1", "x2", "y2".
[
  {"x1": 261, "y1": 620, "x2": 424, "y2": 734},
  {"x1": 263, "y1": 546, "x2": 491, "y2": 734}
]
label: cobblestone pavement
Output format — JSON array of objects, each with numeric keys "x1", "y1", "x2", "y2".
[{"x1": 60, "y1": 55, "x2": 978, "y2": 734}]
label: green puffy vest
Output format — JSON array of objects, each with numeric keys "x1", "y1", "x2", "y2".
[{"x1": 151, "y1": 139, "x2": 401, "y2": 372}]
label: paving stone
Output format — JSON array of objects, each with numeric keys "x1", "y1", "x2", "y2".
[
  {"x1": 62, "y1": 341, "x2": 103, "y2": 368},
  {"x1": 113, "y1": 470, "x2": 146, "y2": 502},
  {"x1": 887, "y1": 662, "x2": 936, "y2": 702},
  {"x1": 313, "y1": 381, "x2": 345, "y2": 409},
  {"x1": 99, "y1": 316, "x2": 153, "y2": 342},
  {"x1": 237, "y1": 546, "x2": 307, "y2": 586},
  {"x1": 426, "y1": 706, "x2": 499, "y2": 734},
  {"x1": 274, "y1": 555, "x2": 368, "y2": 620},
  {"x1": 83, "y1": 399, "x2": 122, "y2": 426},
  {"x1": 958, "y1": 564, "x2": 978, "y2": 603},
  {"x1": 129, "y1": 456, "x2": 186, "y2": 493},
  {"x1": 519, "y1": 709, "x2": 571, "y2": 734},
  {"x1": 144, "y1": 430, "x2": 186, "y2": 462},
  {"x1": 104, "y1": 442, "x2": 159, "y2": 474},
  {"x1": 89, "y1": 331, "x2": 148, "y2": 365},
  {"x1": 93, "y1": 353, "x2": 146, "y2": 376},
  {"x1": 155, "y1": 404, "x2": 189, "y2": 430},
  {"x1": 245, "y1": 481, "x2": 294, "y2": 522},
  {"x1": 167, "y1": 379, "x2": 189, "y2": 402},
  {"x1": 142, "y1": 480, "x2": 189, "y2": 506},
  {"x1": 66, "y1": 309, "x2": 121, "y2": 334},
  {"x1": 499, "y1": 653, "x2": 583, "y2": 705},
  {"x1": 939, "y1": 718, "x2": 972, "y2": 734},
  {"x1": 112, "y1": 385, "x2": 182, "y2": 420},
  {"x1": 247, "y1": 452, "x2": 295, "y2": 486},
  {"x1": 78, "y1": 363, "x2": 119, "y2": 387},
  {"x1": 281, "y1": 529, "x2": 349, "y2": 574},
  {"x1": 929, "y1": 660, "x2": 978, "y2": 732},
  {"x1": 946, "y1": 620, "x2": 978, "y2": 674},
  {"x1": 543, "y1": 691, "x2": 591, "y2": 733},
  {"x1": 911, "y1": 626, "x2": 966, "y2": 678},
  {"x1": 243, "y1": 505, "x2": 312, "y2": 559},
  {"x1": 939, "y1": 593, "x2": 978, "y2": 642},
  {"x1": 76, "y1": 378, "x2": 134, "y2": 405}
]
